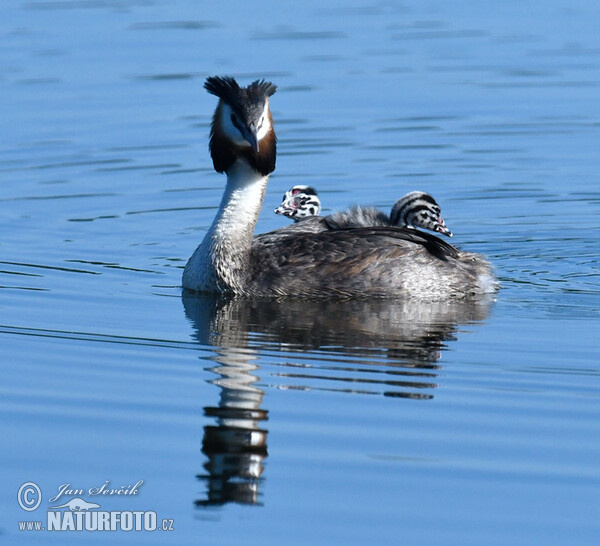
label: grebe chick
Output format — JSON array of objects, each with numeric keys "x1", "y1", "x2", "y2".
[
  {"x1": 274, "y1": 185, "x2": 321, "y2": 221},
  {"x1": 277, "y1": 186, "x2": 452, "y2": 237},
  {"x1": 391, "y1": 191, "x2": 452, "y2": 236},
  {"x1": 182, "y1": 76, "x2": 496, "y2": 300}
]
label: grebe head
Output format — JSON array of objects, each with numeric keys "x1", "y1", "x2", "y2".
[
  {"x1": 390, "y1": 191, "x2": 453, "y2": 237},
  {"x1": 205, "y1": 76, "x2": 277, "y2": 175},
  {"x1": 275, "y1": 185, "x2": 321, "y2": 221}
]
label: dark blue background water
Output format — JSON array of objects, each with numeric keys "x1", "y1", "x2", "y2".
[{"x1": 2, "y1": 1, "x2": 599, "y2": 544}]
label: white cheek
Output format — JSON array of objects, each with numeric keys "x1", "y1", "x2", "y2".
[
  {"x1": 256, "y1": 103, "x2": 271, "y2": 141},
  {"x1": 221, "y1": 104, "x2": 250, "y2": 146}
]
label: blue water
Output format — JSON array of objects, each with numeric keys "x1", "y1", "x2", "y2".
[{"x1": 2, "y1": 0, "x2": 599, "y2": 544}]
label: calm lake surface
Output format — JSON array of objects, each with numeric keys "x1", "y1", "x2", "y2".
[{"x1": 2, "y1": 0, "x2": 599, "y2": 544}]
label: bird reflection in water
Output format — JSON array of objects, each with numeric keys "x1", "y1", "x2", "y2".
[
  {"x1": 198, "y1": 346, "x2": 268, "y2": 506},
  {"x1": 183, "y1": 293, "x2": 493, "y2": 506}
]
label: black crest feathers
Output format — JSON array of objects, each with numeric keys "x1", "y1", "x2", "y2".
[
  {"x1": 204, "y1": 76, "x2": 277, "y2": 104},
  {"x1": 204, "y1": 76, "x2": 240, "y2": 102}
]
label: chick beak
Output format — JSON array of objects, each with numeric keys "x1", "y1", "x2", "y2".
[
  {"x1": 436, "y1": 217, "x2": 453, "y2": 237},
  {"x1": 275, "y1": 196, "x2": 297, "y2": 216}
]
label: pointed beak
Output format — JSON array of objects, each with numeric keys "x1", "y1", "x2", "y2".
[
  {"x1": 242, "y1": 125, "x2": 260, "y2": 152},
  {"x1": 435, "y1": 217, "x2": 453, "y2": 237},
  {"x1": 275, "y1": 196, "x2": 297, "y2": 216}
]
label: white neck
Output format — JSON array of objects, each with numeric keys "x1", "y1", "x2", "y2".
[{"x1": 183, "y1": 160, "x2": 269, "y2": 292}]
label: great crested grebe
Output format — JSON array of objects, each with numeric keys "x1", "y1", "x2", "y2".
[
  {"x1": 182, "y1": 76, "x2": 496, "y2": 299},
  {"x1": 276, "y1": 185, "x2": 452, "y2": 237}
]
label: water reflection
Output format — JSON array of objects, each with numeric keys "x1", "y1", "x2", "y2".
[
  {"x1": 196, "y1": 346, "x2": 268, "y2": 506},
  {"x1": 182, "y1": 293, "x2": 493, "y2": 506}
]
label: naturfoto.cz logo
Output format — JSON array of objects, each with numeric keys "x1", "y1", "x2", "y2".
[{"x1": 17, "y1": 481, "x2": 174, "y2": 533}]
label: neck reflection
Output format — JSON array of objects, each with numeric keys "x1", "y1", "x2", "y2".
[{"x1": 197, "y1": 347, "x2": 268, "y2": 506}]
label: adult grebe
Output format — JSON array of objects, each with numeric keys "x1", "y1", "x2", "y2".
[
  {"x1": 182, "y1": 76, "x2": 496, "y2": 299},
  {"x1": 276, "y1": 185, "x2": 452, "y2": 237}
]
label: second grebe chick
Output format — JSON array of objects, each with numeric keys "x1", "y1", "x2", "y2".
[
  {"x1": 390, "y1": 191, "x2": 452, "y2": 237},
  {"x1": 276, "y1": 186, "x2": 452, "y2": 236}
]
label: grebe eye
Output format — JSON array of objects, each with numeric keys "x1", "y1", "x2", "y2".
[{"x1": 292, "y1": 189, "x2": 300, "y2": 195}]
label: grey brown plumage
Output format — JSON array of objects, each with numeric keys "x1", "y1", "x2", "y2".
[{"x1": 249, "y1": 226, "x2": 493, "y2": 299}]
